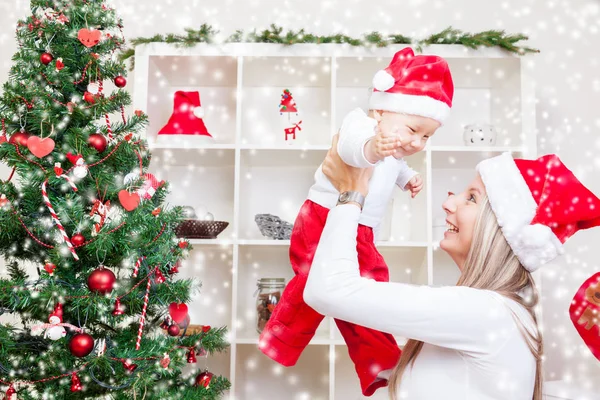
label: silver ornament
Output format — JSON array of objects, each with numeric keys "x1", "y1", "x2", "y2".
[
  {"x1": 123, "y1": 172, "x2": 139, "y2": 185},
  {"x1": 203, "y1": 212, "x2": 214, "y2": 221},
  {"x1": 182, "y1": 206, "x2": 197, "y2": 219}
]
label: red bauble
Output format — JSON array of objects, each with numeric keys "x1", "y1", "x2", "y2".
[
  {"x1": 44, "y1": 261, "x2": 57, "y2": 275},
  {"x1": 69, "y1": 333, "x2": 95, "y2": 357},
  {"x1": 9, "y1": 131, "x2": 30, "y2": 147},
  {"x1": 70, "y1": 372, "x2": 82, "y2": 392},
  {"x1": 167, "y1": 324, "x2": 180, "y2": 336},
  {"x1": 87, "y1": 266, "x2": 116, "y2": 294},
  {"x1": 88, "y1": 133, "x2": 107, "y2": 153},
  {"x1": 40, "y1": 52, "x2": 53, "y2": 65},
  {"x1": 72, "y1": 233, "x2": 85, "y2": 246},
  {"x1": 114, "y1": 76, "x2": 127, "y2": 88},
  {"x1": 194, "y1": 370, "x2": 214, "y2": 388},
  {"x1": 83, "y1": 91, "x2": 96, "y2": 104}
]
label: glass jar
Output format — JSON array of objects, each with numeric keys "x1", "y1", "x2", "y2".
[{"x1": 255, "y1": 278, "x2": 285, "y2": 334}]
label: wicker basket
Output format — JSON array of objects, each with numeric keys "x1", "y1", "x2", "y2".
[{"x1": 175, "y1": 219, "x2": 229, "y2": 239}]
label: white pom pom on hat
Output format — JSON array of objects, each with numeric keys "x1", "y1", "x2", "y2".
[{"x1": 372, "y1": 70, "x2": 395, "y2": 92}]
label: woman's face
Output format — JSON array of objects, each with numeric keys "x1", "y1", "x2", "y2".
[{"x1": 440, "y1": 174, "x2": 487, "y2": 271}]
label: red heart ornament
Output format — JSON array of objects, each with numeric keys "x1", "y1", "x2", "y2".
[
  {"x1": 570, "y1": 272, "x2": 600, "y2": 362},
  {"x1": 118, "y1": 190, "x2": 140, "y2": 211},
  {"x1": 168, "y1": 303, "x2": 188, "y2": 324},
  {"x1": 78, "y1": 28, "x2": 101, "y2": 48},
  {"x1": 27, "y1": 136, "x2": 55, "y2": 158}
]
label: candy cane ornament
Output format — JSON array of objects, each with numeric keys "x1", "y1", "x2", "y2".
[
  {"x1": 135, "y1": 270, "x2": 154, "y2": 350},
  {"x1": 105, "y1": 113, "x2": 113, "y2": 142},
  {"x1": 42, "y1": 179, "x2": 79, "y2": 261},
  {"x1": 133, "y1": 256, "x2": 146, "y2": 278}
]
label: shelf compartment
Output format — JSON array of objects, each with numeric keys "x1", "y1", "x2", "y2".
[
  {"x1": 241, "y1": 56, "x2": 332, "y2": 147},
  {"x1": 236, "y1": 344, "x2": 329, "y2": 400},
  {"x1": 333, "y1": 345, "x2": 393, "y2": 400},
  {"x1": 432, "y1": 247, "x2": 462, "y2": 286},
  {"x1": 146, "y1": 55, "x2": 238, "y2": 146}
]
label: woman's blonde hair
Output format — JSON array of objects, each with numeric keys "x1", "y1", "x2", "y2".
[{"x1": 388, "y1": 197, "x2": 544, "y2": 400}]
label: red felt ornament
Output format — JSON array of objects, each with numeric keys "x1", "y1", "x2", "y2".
[
  {"x1": 118, "y1": 190, "x2": 140, "y2": 212},
  {"x1": 155, "y1": 269, "x2": 166, "y2": 284},
  {"x1": 194, "y1": 370, "x2": 214, "y2": 389},
  {"x1": 88, "y1": 133, "x2": 107, "y2": 153},
  {"x1": 570, "y1": 272, "x2": 600, "y2": 362},
  {"x1": 78, "y1": 28, "x2": 101, "y2": 48},
  {"x1": 114, "y1": 76, "x2": 127, "y2": 88},
  {"x1": 187, "y1": 347, "x2": 197, "y2": 363},
  {"x1": 112, "y1": 299, "x2": 125, "y2": 316},
  {"x1": 121, "y1": 359, "x2": 138, "y2": 373},
  {"x1": 44, "y1": 261, "x2": 57, "y2": 275},
  {"x1": 167, "y1": 324, "x2": 180, "y2": 336},
  {"x1": 27, "y1": 136, "x2": 55, "y2": 158},
  {"x1": 202, "y1": 325, "x2": 211, "y2": 333},
  {"x1": 9, "y1": 131, "x2": 30, "y2": 147},
  {"x1": 169, "y1": 260, "x2": 180, "y2": 274},
  {"x1": 70, "y1": 372, "x2": 82, "y2": 392},
  {"x1": 40, "y1": 52, "x2": 53, "y2": 65},
  {"x1": 71, "y1": 233, "x2": 85, "y2": 246},
  {"x1": 168, "y1": 303, "x2": 188, "y2": 324},
  {"x1": 87, "y1": 266, "x2": 116, "y2": 294},
  {"x1": 55, "y1": 58, "x2": 64, "y2": 71},
  {"x1": 69, "y1": 332, "x2": 95, "y2": 357}
]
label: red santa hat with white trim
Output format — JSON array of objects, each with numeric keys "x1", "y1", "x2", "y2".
[
  {"x1": 476, "y1": 152, "x2": 600, "y2": 272},
  {"x1": 369, "y1": 47, "x2": 454, "y2": 124}
]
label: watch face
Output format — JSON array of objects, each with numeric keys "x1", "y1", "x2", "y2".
[{"x1": 340, "y1": 192, "x2": 349, "y2": 202}]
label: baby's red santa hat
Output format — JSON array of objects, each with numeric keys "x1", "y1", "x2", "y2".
[
  {"x1": 477, "y1": 152, "x2": 600, "y2": 272},
  {"x1": 369, "y1": 47, "x2": 454, "y2": 124}
]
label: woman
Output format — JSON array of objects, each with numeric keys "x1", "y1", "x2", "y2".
[{"x1": 304, "y1": 136, "x2": 600, "y2": 400}]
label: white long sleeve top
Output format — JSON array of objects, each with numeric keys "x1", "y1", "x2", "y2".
[
  {"x1": 307, "y1": 108, "x2": 418, "y2": 230},
  {"x1": 304, "y1": 205, "x2": 538, "y2": 400}
]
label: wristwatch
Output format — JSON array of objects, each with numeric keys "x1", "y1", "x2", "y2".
[{"x1": 337, "y1": 191, "x2": 365, "y2": 209}]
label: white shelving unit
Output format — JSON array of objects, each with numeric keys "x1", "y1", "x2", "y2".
[{"x1": 133, "y1": 43, "x2": 537, "y2": 400}]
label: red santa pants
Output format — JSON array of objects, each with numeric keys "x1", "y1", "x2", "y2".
[{"x1": 258, "y1": 200, "x2": 401, "y2": 396}]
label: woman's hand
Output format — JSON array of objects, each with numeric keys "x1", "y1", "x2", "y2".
[{"x1": 322, "y1": 134, "x2": 374, "y2": 197}]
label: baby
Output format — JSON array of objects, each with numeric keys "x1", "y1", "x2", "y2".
[{"x1": 259, "y1": 47, "x2": 454, "y2": 396}]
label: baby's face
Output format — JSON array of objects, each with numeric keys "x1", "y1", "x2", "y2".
[{"x1": 377, "y1": 112, "x2": 440, "y2": 157}]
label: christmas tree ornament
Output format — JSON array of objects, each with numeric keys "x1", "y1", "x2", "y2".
[
  {"x1": 152, "y1": 207, "x2": 161, "y2": 217},
  {"x1": 114, "y1": 76, "x2": 126, "y2": 88},
  {"x1": 44, "y1": 261, "x2": 56, "y2": 275},
  {"x1": 9, "y1": 130, "x2": 30, "y2": 146},
  {"x1": 157, "y1": 91, "x2": 214, "y2": 143},
  {"x1": 121, "y1": 359, "x2": 138, "y2": 373},
  {"x1": 66, "y1": 152, "x2": 88, "y2": 178},
  {"x1": 83, "y1": 91, "x2": 96, "y2": 104},
  {"x1": 41, "y1": 179, "x2": 80, "y2": 261},
  {"x1": 136, "y1": 274, "x2": 153, "y2": 350},
  {"x1": 4, "y1": 384, "x2": 15, "y2": 399},
  {"x1": 87, "y1": 266, "x2": 116, "y2": 294},
  {"x1": 123, "y1": 172, "x2": 140, "y2": 185},
  {"x1": 40, "y1": 52, "x2": 53, "y2": 65},
  {"x1": 168, "y1": 302, "x2": 189, "y2": 324},
  {"x1": 194, "y1": 370, "x2": 213, "y2": 388},
  {"x1": 160, "y1": 353, "x2": 171, "y2": 369},
  {"x1": 159, "y1": 316, "x2": 172, "y2": 330},
  {"x1": 89, "y1": 199, "x2": 111, "y2": 234},
  {"x1": 202, "y1": 325, "x2": 211, "y2": 333},
  {"x1": 135, "y1": 110, "x2": 144, "y2": 117},
  {"x1": 88, "y1": 133, "x2": 107, "y2": 153},
  {"x1": 137, "y1": 173, "x2": 162, "y2": 200},
  {"x1": 155, "y1": 269, "x2": 166, "y2": 284},
  {"x1": 132, "y1": 255, "x2": 146, "y2": 278},
  {"x1": 182, "y1": 206, "x2": 197, "y2": 218},
  {"x1": 87, "y1": 82, "x2": 100, "y2": 95},
  {"x1": 112, "y1": 298, "x2": 125, "y2": 316},
  {"x1": 27, "y1": 136, "x2": 55, "y2": 158},
  {"x1": 71, "y1": 233, "x2": 85, "y2": 246},
  {"x1": 186, "y1": 347, "x2": 197, "y2": 363},
  {"x1": 70, "y1": 372, "x2": 82, "y2": 392},
  {"x1": 178, "y1": 240, "x2": 188, "y2": 249},
  {"x1": 203, "y1": 212, "x2": 214, "y2": 222},
  {"x1": 50, "y1": 303, "x2": 63, "y2": 322},
  {"x1": 196, "y1": 345, "x2": 207, "y2": 357},
  {"x1": 167, "y1": 324, "x2": 180, "y2": 336},
  {"x1": 78, "y1": 28, "x2": 101, "y2": 48},
  {"x1": 66, "y1": 102, "x2": 76, "y2": 113},
  {"x1": 55, "y1": 58, "x2": 64, "y2": 71},
  {"x1": 570, "y1": 272, "x2": 600, "y2": 362},
  {"x1": 118, "y1": 190, "x2": 140, "y2": 211},
  {"x1": 169, "y1": 260, "x2": 180, "y2": 275},
  {"x1": 278, "y1": 89, "x2": 302, "y2": 142},
  {"x1": 53, "y1": 162, "x2": 63, "y2": 176},
  {"x1": 69, "y1": 332, "x2": 95, "y2": 357},
  {"x1": 0, "y1": 194, "x2": 8, "y2": 209}
]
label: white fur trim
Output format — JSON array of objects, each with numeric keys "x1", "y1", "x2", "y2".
[
  {"x1": 369, "y1": 91, "x2": 450, "y2": 124},
  {"x1": 372, "y1": 70, "x2": 395, "y2": 92},
  {"x1": 476, "y1": 152, "x2": 564, "y2": 272}
]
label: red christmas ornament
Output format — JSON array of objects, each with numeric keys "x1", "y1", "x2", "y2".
[
  {"x1": 169, "y1": 260, "x2": 180, "y2": 274},
  {"x1": 9, "y1": 131, "x2": 30, "y2": 147},
  {"x1": 87, "y1": 266, "x2": 116, "y2": 294},
  {"x1": 70, "y1": 372, "x2": 82, "y2": 392},
  {"x1": 121, "y1": 359, "x2": 138, "y2": 373},
  {"x1": 40, "y1": 52, "x2": 53, "y2": 65},
  {"x1": 72, "y1": 233, "x2": 85, "y2": 246},
  {"x1": 88, "y1": 133, "x2": 107, "y2": 153},
  {"x1": 83, "y1": 91, "x2": 96, "y2": 104},
  {"x1": 167, "y1": 324, "x2": 180, "y2": 336},
  {"x1": 168, "y1": 303, "x2": 188, "y2": 324},
  {"x1": 44, "y1": 261, "x2": 57, "y2": 275},
  {"x1": 69, "y1": 332, "x2": 95, "y2": 357},
  {"x1": 49, "y1": 303, "x2": 63, "y2": 323},
  {"x1": 159, "y1": 317, "x2": 171, "y2": 330},
  {"x1": 187, "y1": 347, "x2": 197, "y2": 363},
  {"x1": 178, "y1": 240, "x2": 188, "y2": 249},
  {"x1": 114, "y1": 76, "x2": 127, "y2": 88},
  {"x1": 4, "y1": 384, "x2": 16, "y2": 399},
  {"x1": 194, "y1": 370, "x2": 213, "y2": 388},
  {"x1": 160, "y1": 353, "x2": 170, "y2": 369},
  {"x1": 202, "y1": 325, "x2": 211, "y2": 333},
  {"x1": 55, "y1": 58, "x2": 65, "y2": 71},
  {"x1": 112, "y1": 299, "x2": 125, "y2": 316},
  {"x1": 155, "y1": 269, "x2": 166, "y2": 284},
  {"x1": 570, "y1": 272, "x2": 600, "y2": 362},
  {"x1": 134, "y1": 110, "x2": 143, "y2": 117},
  {"x1": 152, "y1": 207, "x2": 162, "y2": 217}
]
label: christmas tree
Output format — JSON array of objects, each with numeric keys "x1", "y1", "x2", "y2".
[
  {"x1": 0, "y1": 1, "x2": 230, "y2": 399},
  {"x1": 278, "y1": 89, "x2": 298, "y2": 115}
]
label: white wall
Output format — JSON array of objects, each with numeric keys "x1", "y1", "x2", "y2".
[{"x1": 1, "y1": 0, "x2": 599, "y2": 393}]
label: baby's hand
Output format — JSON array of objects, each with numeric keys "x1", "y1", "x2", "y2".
[
  {"x1": 404, "y1": 174, "x2": 423, "y2": 198},
  {"x1": 366, "y1": 125, "x2": 402, "y2": 163}
]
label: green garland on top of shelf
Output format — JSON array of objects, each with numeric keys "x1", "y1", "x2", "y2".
[{"x1": 119, "y1": 24, "x2": 539, "y2": 70}]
